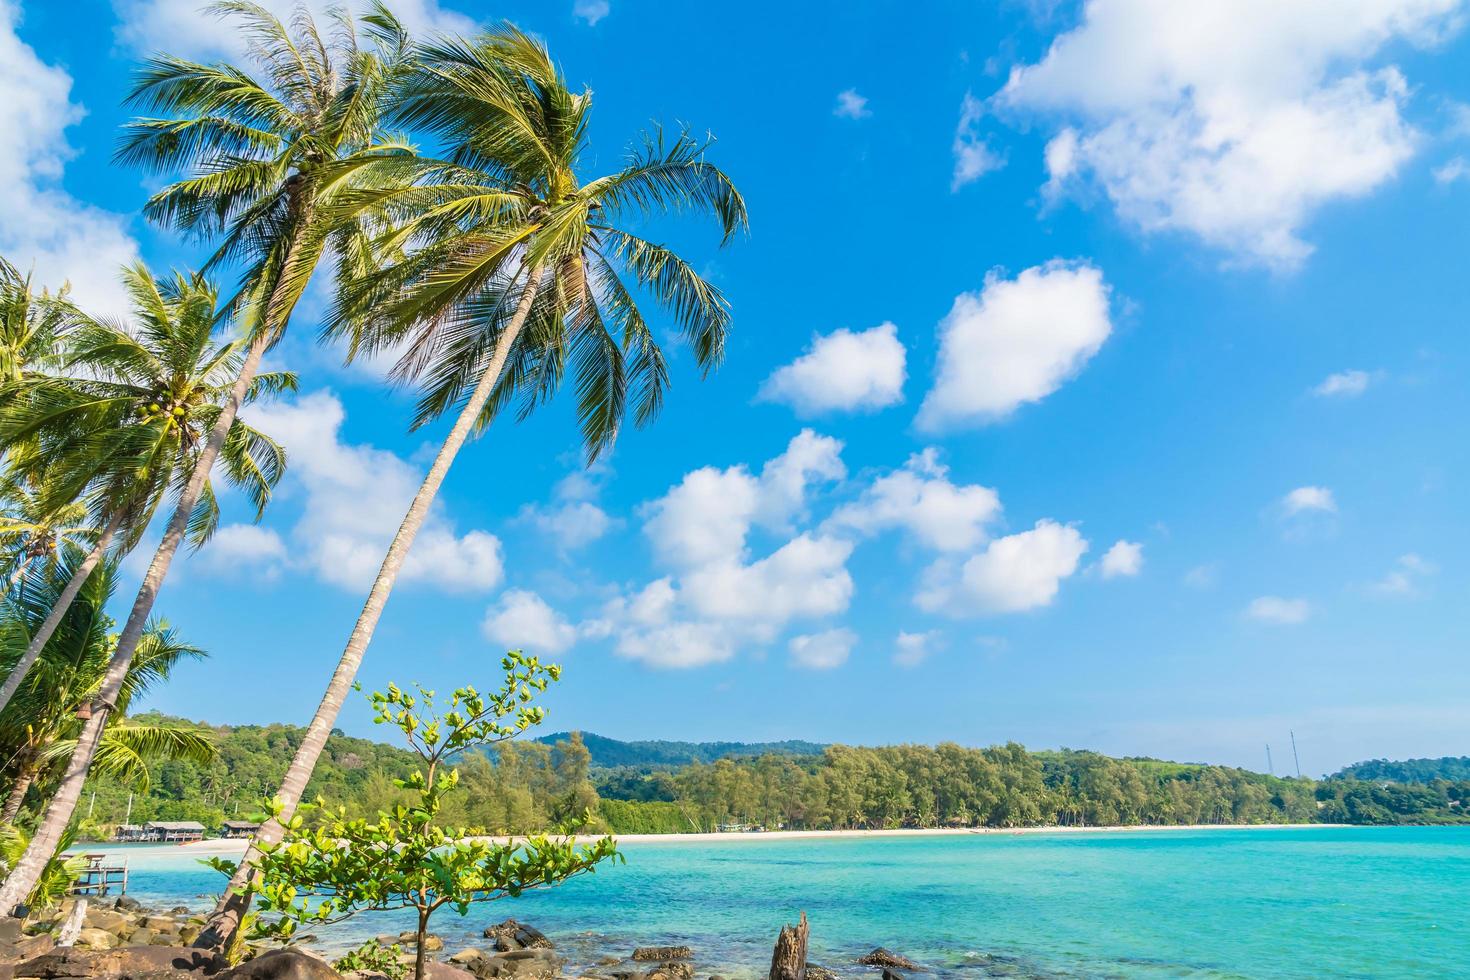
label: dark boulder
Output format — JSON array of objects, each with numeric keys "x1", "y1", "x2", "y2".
[
  {"x1": 459, "y1": 949, "x2": 560, "y2": 980},
  {"x1": 879, "y1": 970, "x2": 903, "y2": 980},
  {"x1": 221, "y1": 949, "x2": 340, "y2": 980},
  {"x1": 112, "y1": 900, "x2": 141, "y2": 914},
  {"x1": 629, "y1": 950, "x2": 690, "y2": 964},
  {"x1": 856, "y1": 951, "x2": 918, "y2": 972},
  {"x1": 645, "y1": 965, "x2": 691, "y2": 980},
  {"x1": 480, "y1": 922, "x2": 550, "y2": 954},
  {"x1": 804, "y1": 967, "x2": 839, "y2": 980}
]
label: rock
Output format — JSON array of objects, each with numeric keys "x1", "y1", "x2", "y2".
[
  {"x1": 178, "y1": 927, "x2": 201, "y2": 947},
  {"x1": 113, "y1": 898, "x2": 141, "y2": 913},
  {"x1": 461, "y1": 949, "x2": 561, "y2": 980},
  {"x1": 856, "y1": 950, "x2": 918, "y2": 971},
  {"x1": 0, "y1": 919, "x2": 23, "y2": 945},
  {"x1": 645, "y1": 965, "x2": 691, "y2": 980},
  {"x1": 142, "y1": 918, "x2": 178, "y2": 933},
  {"x1": 630, "y1": 950, "x2": 690, "y2": 964},
  {"x1": 421, "y1": 964, "x2": 476, "y2": 980},
  {"x1": 594, "y1": 960, "x2": 620, "y2": 969},
  {"x1": 0, "y1": 934, "x2": 53, "y2": 966},
  {"x1": 222, "y1": 948, "x2": 344, "y2": 980},
  {"x1": 879, "y1": 970, "x2": 903, "y2": 980},
  {"x1": 125, "y1": 930, "x2": 155, "y2": 947},
  {"x1": 374, "y1": 938, "x2": 398, "y2": 948},
  {"x1": 448, "y1": 950, "x2": 485, "y2": 966},
  {"x1": 393, "y1": 934, "x2": 442, "y2": 951},
  {"x1": 167, "y1": 910, "x2": 189, "y2": 918},
  {"x1": 13, "y1": 946, "x2": 225, "y2": 979},
  {"x1": 804, "y1": 967, "x2": 839, "y2": 980},
  {"x1": 481, "y1": 922, "x2": 551, "y2": 953},
  {"x1": 75, "y1": 930, "x2": 118, "y2": 951},
  {"x1": 81, "y1": 910, "x2": 128, "y2": 935}
]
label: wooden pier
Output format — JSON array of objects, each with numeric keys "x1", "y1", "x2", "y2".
[{"x1": 69, "y1": 853, "x2": 128, "y2": 897}]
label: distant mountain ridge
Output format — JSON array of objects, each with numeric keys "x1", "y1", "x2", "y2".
[
  {"x1": 1331, "y1": 756, "x2": 1470, "y2": 783},
  {"x1": 532, "y1": 731, "x2": 826, "y2": 769}
]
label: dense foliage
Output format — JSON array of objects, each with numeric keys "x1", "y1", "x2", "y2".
[
  {"x1": 69, "y1": 727, "x2": 1470, "y2": 836},
  {"x1": 533, "y1": 732, "x2": 826, "y2": 769},
  {"x1": 1331, "y1": 756, "x2": 1470, "y2": 784}
]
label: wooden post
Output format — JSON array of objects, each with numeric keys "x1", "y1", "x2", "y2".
[
  {"x1": 769, "y1": 911, "x2": 808, "y2": 980},
  {"x1": 57, "y1": 899, "x2": 87, "y2": 947}
]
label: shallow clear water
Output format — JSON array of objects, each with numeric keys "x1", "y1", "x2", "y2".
[{"x1": 76, "y1": 827, "x2": 1470, "y2": 979}]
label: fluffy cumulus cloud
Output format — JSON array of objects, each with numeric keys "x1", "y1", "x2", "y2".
[
  {"x1": 952, "y1": 92, "x2": 1005, "y2": 190},
  {"x1": 1099, "y1": 539, "x2": 1144, "y2": 578},
  {"x1": 997, "y1": 0, "x2": 1463, "y2": 267},
  {"x1": 1282, "y1": 485, "x2": 1336, "y2": 515},
  {"x1": 757, "y1": 323, "x2": 907, "y2": 416},
  {"x1": 482, "y1": 590, "x2": 579, "y2": 655},
  {"x1": 834, "y1": 89, "x2": 871, "y2": 119},
  {"x1": 0, "y1": 1, "x2": 138, "y2": 316},
  {"x1": 572, "y1": 0, "x2": 610, "y2": 25},
  {"x1": 601, "y1": 433, "x2": 852, "y2": 669},
  {"x1": 789, "y1": 628, "x2": 858, "y2": 670},
  {"x1": 517, "y1": 466, "x2": 616, "y2": 551},
  {"x1": 918, "y1": 520, "x2": 1089, "y2": 615},
  {"x1": 917, "y1": 261, "x2": 1113, "y2": 430},
  {"x1": 1245, "y1": 595, "x2": 1311, "y2": 624},
  {"x1": 826, "y1": 448, "x2": 1001, "y2": 552},
  {"x1": 1434, "y1": 156, "x2": 1470, "y2": 183},
  {"x1": 243, "y1": 392, "x2": 503, "y2": 592},
  {"x1": 1313, "y1": 369, "x2": 1374, "y2": 397},
  {"x1": 114, "y1": 0, "x2": 476, "y2": 58},
  {"x1": 1368, "y1": 553, "x2": 1436, "y2": 596},
  {"x1": 193, "y1": 524, "x2": 288, "y2": 580}
]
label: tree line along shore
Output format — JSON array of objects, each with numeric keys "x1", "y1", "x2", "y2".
[{"x1": 56, "y1": 717, "x2": 1470, "y2": 838}]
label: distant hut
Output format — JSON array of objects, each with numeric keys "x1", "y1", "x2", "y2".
[
  {"x1": 220, "y1": 820, "x2": 261, "y2": 839},
  {"x1": 144, "y1": 821, "x2": 206, "y2": 842},
  {"x1": 113, "y1": 824, "x2": 147, "y2": 842}
]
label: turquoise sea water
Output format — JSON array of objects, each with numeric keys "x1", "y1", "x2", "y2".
[{"x1": 75, "y1": 827, "x2": 1469, "y2": 979}]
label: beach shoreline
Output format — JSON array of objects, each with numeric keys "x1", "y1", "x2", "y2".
[{"x1": 131, "y1": 821, "x2": 1343, "y2": 858}]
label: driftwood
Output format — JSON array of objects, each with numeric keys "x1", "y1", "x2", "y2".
[
  {"x1": 56, "y1": 898, "x2": 87, "y2": 947},
  {"x1": 768, "y1": 911, "x2": 808, "y2": 980}
]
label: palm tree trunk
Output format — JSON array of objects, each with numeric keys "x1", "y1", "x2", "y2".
[
  {"x1": 197, "y1": 267, "x2": 545, "y2": 950},
  {"x1": 0, "y1": 332, "x2": 270, "y2": 918},
  {"x1": 1, "y1": 758, "x2": 37, "y2": 825},
  {"x1": 0, "y1": 509, "x2": 126, "y2": 715}
]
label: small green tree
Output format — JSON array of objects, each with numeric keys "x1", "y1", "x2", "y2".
[{"x1": 208, "y1": 653, "x2": 619, "y2": 980}]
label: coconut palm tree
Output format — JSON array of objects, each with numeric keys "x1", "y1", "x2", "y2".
[
  {"x1": 0, "y1": 258, "x2": 80, "y2": 387},
  {"x1": 0, "y1": 547, "x2": 214, "y2": 826},
  {"x1": 199, "y1": 24, "x2": 746, "y2": 945},
  {"x1": 0, "y1": 1, "x2": 412, "y2": 912},
  {"x1": 0, "y1": 264, "x2": 292, "y2": 720},
  {"x1": 0, "y1": 265, "x2": 291, "y2": 914},
  {"x1": 0, "y1": 473, "x2": 98, "y2": 594}
]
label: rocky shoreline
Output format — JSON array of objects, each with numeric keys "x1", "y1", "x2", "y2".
[{"x1": 0, "y1": 900, "x2": 924, "y2": 980}]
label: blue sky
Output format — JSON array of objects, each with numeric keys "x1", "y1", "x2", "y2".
[{"x1": 4, "y1": 0, "x2": 1470, "y2": 775}]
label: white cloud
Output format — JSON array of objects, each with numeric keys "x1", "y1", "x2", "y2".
[
  {"x1": 641, "y1": 430, "x2": 844, "y2": 568},
  {"x1": 998, "y1": 0, "x2": 1462, "y2": 267},
  {"x1": 572, "y1": 0, "x2": 609, "y2": 25},
  {"x1": 834, "y1": 89, "x2": 871, "y2": 119},
  {"x1": 518, "y1": 467, "x2": 617, "y2": 551},
  {"x1": 1282, "y1": 486, "x2": 1337, "y2": 515},
  {"x1": 952, "y1": 92, "x2": 1005, "y2": 190},
  {"x1": 826, "y1": 448, "x2": 1001, "y2": 552},
  {"x1": 1368, "y1": 553, "x2": 1436, "y2": 596},
  {"x1": 1432, "y1": 156, "x2": 1470, "y2": 183},
  {"x1": 918, "y1": 520, "x2": 1089, "y2": 615},
  {"x1": 1245, "y1": 595, "x2": 1311, "y2": 624},
  {"x1": 1312, "y1": 369, "x2": 1373, "y2": 397},
  {"x1": 0, "y1": 1, "x2": 138, "y2": 317},
  {"x1": 482, "y1": 590, "x2": 579, "y2": 655},
  {"x1": 607, "y1": 434, "x2": 852, "y2": 669},
  {"x1": 193, "y1": 524, "x2": 287, "y2": 581},
  {"x1": 757, "y1": 323, "x2": 906, "y2": 415},
  {"x1": 113, "y1": 0, "x2": 476, "y2": 58},
  {"x1": 917, "y1": 260, "x2": 1113, "y2": 430},
  {"x1": 893, "y1": 629, "x2": 940, "y2": 668},
  {"x1": 243, "y1": 391, "x2": 503, "y2": 592},
  {"x1": 789, "y1": 628, "x2": 857, "y2": 670},
  {"x1": 1099, "y1": 539, "x2": 1144, "y2": 579},
  {"x1": 1184, "y1": 563, "x2": 1219, "y2": 589}
]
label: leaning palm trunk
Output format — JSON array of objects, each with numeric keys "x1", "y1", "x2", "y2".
[
  {"x1": 198, "y1": 268, "x2": 545, "y2": 949},
  {"x1": 1, "y1": 758, "x2": 37, "y2": 825},
  {"x1": 0, "y1": 509, "x2": 126, "y2": 715},
  {"x1": 0, "y1": 334, "x2": 268, "y2": 917}
]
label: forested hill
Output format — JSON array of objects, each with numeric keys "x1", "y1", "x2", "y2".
[
  {"x1": 1332, "y1": 757, "x2": 1470, "y2": 783},
  {"x1": 531, "y1": 731, "x2": 826, "y2": 769}
]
